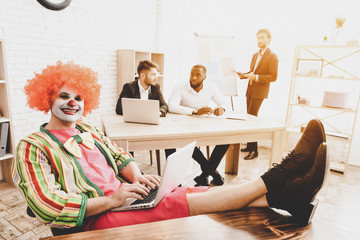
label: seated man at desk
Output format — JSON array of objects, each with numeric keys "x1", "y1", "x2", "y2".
[
  {"x1": 168, "y1": 64, "x2": 230, "y2": 186},
  {"x1": 115, "y1": 60, "x2": 173, "y2": 158},
  {"x1": 115, "y1": 60, "x2": 168, "y2": 117},
  {"x1": 13, "y1": 61, "x2": 327, "y2": 233}
]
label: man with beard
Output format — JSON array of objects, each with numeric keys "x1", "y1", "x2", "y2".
[
  {"x1": 116, "y1": 60, "x2": 168, "y2": 117},
  {"x1": 236, "y1": 28, "x2": 278, "y2": 160},
  {"x1": 168, "y1": 64, "x2": 230, "y2": 186}
]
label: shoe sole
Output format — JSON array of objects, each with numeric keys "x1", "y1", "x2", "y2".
[
  {"x1": 292, "y1": 198, "x2": 319, "y2": 225},
  {"x1": 303, "y1": 198, "x2": 319, "y2": 225},
  {"x1": 307, "y1": 199, "x2": 319, "y2": 224}
]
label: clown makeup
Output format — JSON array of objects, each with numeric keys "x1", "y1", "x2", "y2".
[{"x1": 51, "y1": 86, "x2": 84, "y2": 123}]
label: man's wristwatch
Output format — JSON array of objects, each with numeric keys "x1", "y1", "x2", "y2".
[{"x1": 192, "y1": 109, "x2": 198, "y2": 115}]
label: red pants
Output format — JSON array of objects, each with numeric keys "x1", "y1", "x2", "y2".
[{"x1": 85, "y1": 186, "x2": 208, "y2": 231}]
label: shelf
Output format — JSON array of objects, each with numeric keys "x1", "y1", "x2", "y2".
[
  {"x1": 286, "y1": 45, "x2": 360, "y2": 174},
  {"x1": 0, "y1": 39, "x2": 15, "y2": 184},
  {"x1": 297, "y1": 44, "x2": 360, "y2": 49},
  {"x1": 295, "y1": 74, "x2": 360, "y2": 81},
  {"x1": 330, "y1": 161, "x2": 345, "y2": 173},
  {"x1": 289, "y1": 103, "x2": 355, "y2": 112},
  {"x1": 0, "y1": 117, "x2": 10, "y2": 123},
  {"x1": 286, "y1": 128, "x2": 350, "y2": 141},
  {"x1": 0, "y1": 153, "x2": 13, "y2": 162}
]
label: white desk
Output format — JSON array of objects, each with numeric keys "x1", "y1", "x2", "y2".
[{"x1": 102, "y1": 114, "x2": 285, "y2": 174}]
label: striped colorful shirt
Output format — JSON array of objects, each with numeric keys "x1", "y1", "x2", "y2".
[{"x1": 12, "y1": 122, "x2": 135, "y2": 229}]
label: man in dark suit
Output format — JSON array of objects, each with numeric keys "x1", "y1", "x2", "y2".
[
  {"x1": 116, "y1": 60, "x2": 173, "y2": 158},
  {"x1": 116, "y1": 60, "x2": 168, "y2": 116},
  {"x1": 237, "y1": 29, "x2": 278, "y2": 160}
]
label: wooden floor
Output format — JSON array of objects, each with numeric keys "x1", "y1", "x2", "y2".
[{"x1": 1, "y1": 146, "x2": 359, "y2": 240}]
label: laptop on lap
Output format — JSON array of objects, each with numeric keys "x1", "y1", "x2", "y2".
[
  {"x1": 111, "y1": 141, "x2": 196, "y2": 212},
  {"x1": 122, "y1": 98, "x2": 161, "y2": 125}
]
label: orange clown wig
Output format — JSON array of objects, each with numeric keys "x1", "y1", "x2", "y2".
[{"x1": 24, "y1": 61, "x2": 101, "y2": 116}]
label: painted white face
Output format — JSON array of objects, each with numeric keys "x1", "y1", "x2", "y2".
[{"x1": 51, "y1": 86, "x2": 84, "y2": 123}]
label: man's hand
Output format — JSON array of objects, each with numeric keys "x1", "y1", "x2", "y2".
[
  {"x1": 133, "y1": 174, "x2": 161, "y2": 189},
  {"x1": 245, "y1": 73, "x2": 257, "y2": 85},
  {"x1": 213, "y1": 107, "x2": 225, "y2": 116},
  {"x1": 196, "y1": 106, "x2": 213, "y2": 115},
  {"x1": 236, "y1": 72, "x2": 246, "y2": 79}
]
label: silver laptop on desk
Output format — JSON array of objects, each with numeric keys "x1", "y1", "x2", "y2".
[
  {"x1": 111, "y1": 141, "x2": 196, "y2": 212},
  {"x1": 122, "y1": 98, "x2": 160, "y2": 125}
]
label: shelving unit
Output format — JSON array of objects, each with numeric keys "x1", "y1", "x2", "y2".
[
  {"x1": 0, "y1": 39, "x2": 15, "y2": 184},
  {"x1": 286, "y1": 45, "x2": 360, "y2": 173},
  {"x1": 116, "y1": 49, "x2": 165, "y2": 96}
]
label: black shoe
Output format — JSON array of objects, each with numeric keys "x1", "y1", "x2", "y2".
[
  {"x1": 241, "y1": 147, "x2": 251, "y2": 152},
  {"x1": 194, "y1": 174, "x2": 209, "y2": 186},
  {"x1": 267, "y1": 143, "x2": 328, "y2": 225},
  {"x1": 210, "y1": 170, "x2": 224, "y2": 186},
  {"x1": 244, "y1": 151, "x2": 258, "y2": 160}
]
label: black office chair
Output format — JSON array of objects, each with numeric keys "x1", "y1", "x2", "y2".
[{"x1": 26, "y1": 206, "x2": 85, "y2": 236}]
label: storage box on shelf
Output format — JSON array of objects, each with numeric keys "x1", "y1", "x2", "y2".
[
  {"x1": 0, "y1": 39, "x2": 15, "y2": 184},
  {"x1": 286, "y1": 45, "x2": 360, "y2": 173}
]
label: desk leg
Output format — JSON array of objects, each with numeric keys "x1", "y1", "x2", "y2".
[
  {"x1": 225, "y1": 144, "x2": 240, "y2": 175},
  {"x1": 156, "y1": 150, "x2": 161, "y2": 176},
  {"x1": 270, "y1": 130, "x2": 285, "y2": 168}
]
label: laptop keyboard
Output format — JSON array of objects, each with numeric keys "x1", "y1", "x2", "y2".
[{"x1": 131, "y1": 186, "x2": 159, "y2": 205}]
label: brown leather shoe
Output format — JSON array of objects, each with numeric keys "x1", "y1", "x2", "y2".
[
  {"x1": 294, "y1": 119, "x2": 326, "y2": 160},
  {"x1": 261, "y1": 119, "x2": 326, "y2": 193},
  {"x1": 267, "y1": 143, "x2": 328, "y2": 225},
  {"x1": 287, "y1": 143, "x2": 329, "y2": 203}
]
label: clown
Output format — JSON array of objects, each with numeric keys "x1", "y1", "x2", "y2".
[{"x1": 13, "y1": 61, "x2": 327, "y2": 235}]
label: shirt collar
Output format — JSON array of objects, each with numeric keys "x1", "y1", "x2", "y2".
[
  {"x1": 138, "y1": 80, "x2": 151, "y2": 95},
  {"x1": 259, "y1": 47, "x2": 268, "y2": 56}
]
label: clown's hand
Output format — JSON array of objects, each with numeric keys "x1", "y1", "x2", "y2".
[{"x1": 133, "y1": 174, "x2": 161, "y2": 189}]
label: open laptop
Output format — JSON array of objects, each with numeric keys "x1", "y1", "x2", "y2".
[
  {"x1": 122, "y1": 98, "x2": 160, "y2": 125},
  {"x1": 111, "y1": 141, "x2": 196, "y2": 212}
]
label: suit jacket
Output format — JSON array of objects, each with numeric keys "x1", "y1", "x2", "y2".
[
  {"x1": 246, "y1": 48, "x2": 278, "y2": 99},
  {"x1": 115, "y1": 79, "x2": 168, "y2": 115}
]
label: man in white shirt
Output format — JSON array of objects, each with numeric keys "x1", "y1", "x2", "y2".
[{"x1": 168, "y1": 64, "x2": 230, "y2": 186}]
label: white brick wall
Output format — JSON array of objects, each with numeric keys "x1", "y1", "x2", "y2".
[{"x1": 0, "y1": 0, "x2": 159, "y2": 143}]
